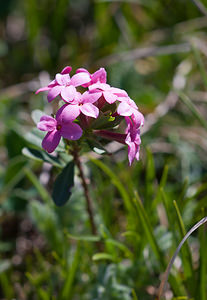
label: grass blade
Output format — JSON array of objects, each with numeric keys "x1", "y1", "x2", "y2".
[
  {"x1": 24, "y1": 167, "x2": 51, "y2": 204},
  {"x1": 133, "y1": 191, "x2": 164, "y2": 266},
  {"x1": 192, "y1": 43, "x2": 207, "y2": 88},
  {"x1": 173, "y1": 201, "x2": 194, "y2": 279},
  {"x1": 158, "y1": 216, "x2": 207, "y2": 300},
  {"x1": 90, "y1": 158, "x2": 133, "y2": 214},
  {"x1": 199, "y1": 210, "x2": 207, "y2": 300},
  {"x1": 62, "y1": 243, "x2": 81, "y2": 300},
  {"x1": 177, "y1": 91, "x2": 207, "y2": 130}
]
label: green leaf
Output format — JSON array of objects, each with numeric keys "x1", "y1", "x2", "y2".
[
  {"x1": 90, "y1": 158, "x2": 133, "y2": 214},
  {"x1": 65, "y1": 231, "x2": 101, "y2": 242},
  {"x1": 1, "y1": 156, "x2": 27, "y2": 201},
  {"x1": 52, "y1": 161, "x2": 75, "y2": 206},
  {"x1": 92, "y1": 253, "x2": 116, "y2": 262},
  {"x1": 199, "y1": 210, "x2": 207, "y2": 300},
  {"x1": 24, "y1": 168, "x2": 51, "y2": 204},
  {"x1": 192, "y1": 44, "x2": 207, "y2": 89},
  {"x1": 173, "y1": 201, "x2": 194, "y2": 279},
  {"x1": 132, "y1": 289, "x2": 139, "y2": 300},
  {"x1": 31, "y1": 109, "x2": 45, "y2": 125},
  {"x1": 106, "y1": 238, "x2": 134, "y2": 259},
  {"x1": 4, "y1": 156, "x2": 27, "y2": 185},
  {"x1": 133, "y1": 191, "x2": 164, "y2": 266},
  {"x1": 62, "y1": 243, "x2": 81, "y2": 300},
  {"x1": 22, "y1": 147, "x2": 64, "y2": 167},
  {"x1": 25, "y1": 128, "x2": 47, "y2": 149},
  {"x1": 178, "y1": 91, "x2": 207, "y2": 130},
  {"x1": 5, "y1": 129, "x2": 28, "y2": 158},
  {"x1": 145, "y1": 148, "x2": 156, "y2": 211},
  {"x1": 87, "y1": 139, "x2": 109, "y2": 155},
  {"x1": 0, "y1": 260, "x2": 11, "y2": 273},
  {"x1": 25, "y1": 128, "x2": 65, "y2": 151},
  {"x1": 158, "y1": 217, "x2": 207, "y2": 300},
  {"x1": 91, "y1": 112, "x2": 122, "y2": 129}
]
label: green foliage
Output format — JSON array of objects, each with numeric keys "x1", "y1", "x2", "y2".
[
  {"x1": 1, "y1": 0, "x2": 207, "y2": 299},
  {"x1": 52, "y1": 161, "x2": 75, "y2": 206}
]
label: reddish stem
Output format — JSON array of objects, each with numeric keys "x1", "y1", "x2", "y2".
[
  {"x1": 93, "y1": 130, "x2": 127, "y2": 144},
  {"x1": 71, "y1": 145, "x2": 102, "y2": 250}
]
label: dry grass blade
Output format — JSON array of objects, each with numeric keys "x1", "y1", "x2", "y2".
[
  {"x1": 191, "y1": 0, "x2": 207, "y2": 16},
  {"x1": 97, "y1": 43, "x2": 190, "y2": 66},
  {"x1": 157, "y1": 216, "x2": 207, "y2": 300}
]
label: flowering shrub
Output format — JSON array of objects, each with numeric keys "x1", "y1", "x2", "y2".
[{"x1": 36, "y1": 66, "x2": 144, "y2": 165}]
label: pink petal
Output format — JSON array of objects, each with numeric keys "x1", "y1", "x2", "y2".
[
  {"x1": 37, "y1": 115, "x2": 57, "y2": 131},
  {"x1": 76, "y1": 69, "x2": 91, "y2": 87},
  {"x1": 61, "y1": 86, "x2": 77, "y2": 102},
  {"x1": 89, "y1": 83, "x2": 110, "y2": 91},
  {"x1": 42, "y1": 130, "x2": 61, "y2": 153},
  {"x1": 72, "y1": 92, "x2": 82, "y2": 104},
  {"x1": 127, "y1": 143, "x2": 136, "y2": 166},
  {"x1": 117, "y1": 102, "x2": 133, "y2": 116},
  {"x1": 61, "y1": 66, "x2": 72, "y2": 74},
  {"x1": 35, "y1": 86, "x2": 50, "y2": 94},
  {"x1": 48, "y1": 79, "x2": 56, "y2": 87},
  {"x1": 47, "y1": 86, "x2": 63, "y2": 102},
  {"x1": 129, "y1": 99, "x2": 138, "y2": 109},
  {"x1": 91, "y1": 68, "x2": 107, "y2": 84},
  {"x1": 80, "y1": 103, "x2": 99, "y2": 118},
  {"x1": 132, "y1": 110, "x2": 144, "y2": 127},
  {"x1": 56, "y1": 104, "x2": 80, "y2": 122},
  {"x1": 76, "y1": 68, "x2": 89, "y2": 74},
  {"x1": 81, "y1": 91, "x2": 102, "y2": 104},
  {"x1": 55, "y1": 73, "x2": 70, "y2": 86},
  {"x1": 110, "y1": 87, "x2": 128, "y2": 97},
  {"x1": 103, "y1": 91, "x2": 117, "y2": 104},
  {"x1": 135, "y1": 145, "x2": 140, "y2": 161},
  {"x1": 70, "y1": 72, "x2": 91, "y2": 87},
  {"x1": 61, "y1": 122, "x2": 83, "y2": 140}
]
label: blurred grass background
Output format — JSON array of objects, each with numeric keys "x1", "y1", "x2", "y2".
[{"x1": 1, "y1": 0, "x2": 207, "y2": 299}]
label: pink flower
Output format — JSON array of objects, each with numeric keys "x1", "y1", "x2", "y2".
[
  {"x1": 36, "y1": 66, "x2": 91, "y2": 103},
  {"x1": 76, "y1": 67, "x2": 107, "y2": 87},
  {"x1": 117, "y1": 97, "x2": 138, "y2": 116},
  {"x1": 88, "y1": 83, "x2": 128, "y2": 104},
  {"x1": 125, "y1": 116, "x2": 143, "y2": 165},
  {"x1": 118, "y1": 97, "x2": 144, "y2": 129},
  {"x1": 58, "y1": 91, "x2": 100, "y2": 120},
  {"x1": 37, "y1": 109, "x2": 83, "y2": 153}
]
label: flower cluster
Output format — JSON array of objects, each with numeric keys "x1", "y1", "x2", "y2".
[{"x1": 36, "y1": 66, "x2": 144, "y2": 165}]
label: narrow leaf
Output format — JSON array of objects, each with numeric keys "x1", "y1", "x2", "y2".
[
  {"x1": 62, "y1": 243, "x2": 81, "y2": 300},
  {"x1": 66, "y1": 232, "x2": 101, "y2": 242},
  {"x1": 199, "y1": 210, "x2": 207, "y2": 300},
  {"x1": 178, "y1": 91, "x2": 207, "y2": 130},
  {"x1": 22, "y1": 147, "x2": 64, "y2": 167},
  {"x1": 173, "y1": 200, "x2": 194, "y2": 280},
  {"x1": 24, "y1": 167, "x2": 51, "y2": 204},
  {"x1": 133, "y1": 191, "x2": 164, "y2": 266},
  {"x1": 92, "y1": 253, "x2": 116, "y2": 262},
  {"x1": 87, "y1": 138, "x2": 109, "y2": 155},
  {"x1": 192, "y1": 44, "x2": 207, "y2": 88},
  {"x1": 158, "y1": 216, "x2": 207, "y2": 300},
  {"x1": 52, "y1": 161, "x2": 74, "y2": 206},
  {"x1": 31, "y1": 109, "x2": 45, "y2": 125}
]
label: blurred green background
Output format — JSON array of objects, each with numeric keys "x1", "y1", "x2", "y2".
[{"x1": 1, "y1": 0, "x2": 207, "y2": 299}]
